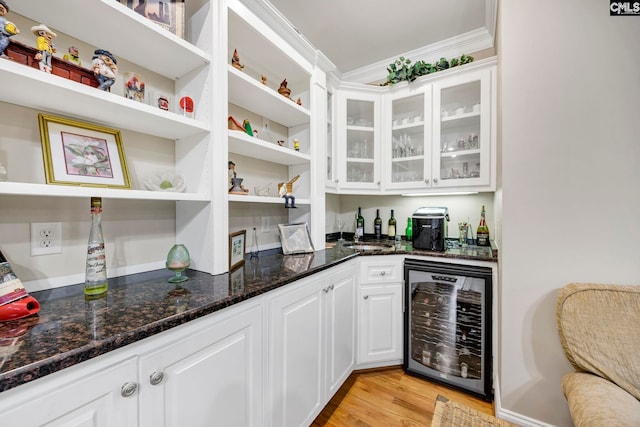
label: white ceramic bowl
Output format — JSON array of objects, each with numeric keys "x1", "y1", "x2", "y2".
[{"x1": 144, "y1": 171, "x2": 186, "y2": 192}]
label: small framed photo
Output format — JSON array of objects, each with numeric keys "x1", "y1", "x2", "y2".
[
  {"x1": 123, "y1": 72, "x2": 145, "y2": 103},
  {"x1": 229, "y1": 230, "x2": 246, "y2": 271},
  {"x1": 120, "y1": 0, "x2": 185, "y2": 39},
  {"x1": 38, "y1": 114, "x2": 131, "y2": 189},
  {"x1": 278, "y1": 223, "x2": 315, "y2": 255}
]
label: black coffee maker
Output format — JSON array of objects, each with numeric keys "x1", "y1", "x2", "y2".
[{"x1": 411, "y1": 207, "x2": 449, "y2": 251}]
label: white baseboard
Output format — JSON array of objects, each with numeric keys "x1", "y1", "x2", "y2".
[{"x1": 493, "y1": 376, "x2": 556, "y2": 427}]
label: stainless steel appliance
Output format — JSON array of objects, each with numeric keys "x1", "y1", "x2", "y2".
[
  {"x1": 411, "y1": 207, "x2": 449, "y2": 251},
  {"x1": 404, "y1": 259, "x2": 493, "y2": 401}
]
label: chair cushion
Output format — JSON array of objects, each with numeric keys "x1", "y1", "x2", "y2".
[
  {"x1": 562, "y1": 372, "x2": 640, "y2": 427},
  {"x1": 557, "y1": 283, "x2": 640, "y2": 400}
]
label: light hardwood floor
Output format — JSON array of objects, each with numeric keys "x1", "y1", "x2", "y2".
[{"x1": 311, "y1": 367, "x2": 494, "y2": 427}]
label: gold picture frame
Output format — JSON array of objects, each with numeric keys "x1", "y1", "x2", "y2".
[
  {"x1": 229, "y1": 230, "x2": 246, "y2": 271},
  {"x1": 120, "y1": 0, "x2": 185, "y2": 39},
  {"x1": 38, "y1": 114, "x2": 131, "y2": 189}
]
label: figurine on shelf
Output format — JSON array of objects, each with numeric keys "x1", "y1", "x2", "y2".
[
  {"x1": 296, "y1": 98, "x2": 302, "y2": 106},
  {"x1": 278, "y1": 175, "x2": 300, "y2": 209},
  {"x1": 243, "y1": 119, "x2": 254, "y2": 136},
  {"x1": 31, "y1": 24, "x2": 57, "y2": 73},
  {"x1": 261, "y1": 75, "x2": 267, "y2": 85},
  {"x1": 228, "y1": 161, "x2": 249, "y2": 194},
  {"x1": 0, "y1": 0, "x2": 19, "y2": 60},
  {"x1": 278, "y1": 78, "x2": 291, "y2": 98},
  {"x1": 231, "y1": 49, "x2": 244, "y2": 71},
  {"x1": 277, "y1": 140, "x2": 285, "y2": 147},
  {"x1": 62, "y1": 46, "x2": 82, "y2": 66},
  {"x1": 293, "y1": 139, "x2": 300, "y2": 151},
  {"x1": 92, "y1": 49, "x2": 118, "y2": 91}
]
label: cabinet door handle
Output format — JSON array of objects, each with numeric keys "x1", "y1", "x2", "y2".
[
  {"x1": 380, "y1": 271, "x2": 386, "y2": 276},
  {"x1": 363, "y1": 295, "x2": 369, "y2": 300},
  {"x1": 433, "y1": 178, "x2": 439, "y2": 183},
  {"x1": 376, "y1": 181, "x2": 381, "y2": 186},
  {"x1": 149, "y1": 371, "x2": 165, "y2": 385},
  {"x1": 424, "y1": 179, "x2": 430, "y2": 184},
  {"x1": 323, "y1": 287, "x2": 330, "y2": 293},
  {"x1": 335, "y1": 179, "x2": 339, "y2": 183},
  {"x1": 121, "y1": 382, "x2": 138, "y2": 398}
]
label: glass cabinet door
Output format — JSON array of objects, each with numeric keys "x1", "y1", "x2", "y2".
[
  {"x1": 432, "y1": 69, "x2": 492, "y2": 189},
  {"x1": 340, "y1": 93, "x2": 381, "y2": 189},
  {"x1": 326, "y1": 90, "x2": 337, "y2": 189},
  {"x1": 386, "y1": 91, "x2": 431, "y2": 189}
]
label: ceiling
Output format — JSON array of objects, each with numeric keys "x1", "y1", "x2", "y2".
[{"x1": 266, "y1": 0, "x2": 495, "y2": 77}]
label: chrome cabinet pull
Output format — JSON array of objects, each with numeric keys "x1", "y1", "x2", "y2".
[
  {"x1": 363, "y1": 295, "x2": 369, "y2": 300},
  {"x1": 121, "y1": 382, "x2": 138, "y2": 397},
  {"x1": 380, "y1": 271, "x2": 386, "y2": 276},
  {"x1": 149, "y1": 371, "x2": 165, "y2": 385}
]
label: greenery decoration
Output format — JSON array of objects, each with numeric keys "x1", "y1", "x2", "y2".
[{"x1": 382, "y1": 54, "x2": 474, "y2": 86}]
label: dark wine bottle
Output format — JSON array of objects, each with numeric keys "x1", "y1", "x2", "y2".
[
  {"x1": 374, "y1": 209, "x2": 382, "y2": 240},
  {"x1": 356, "y1": 207, "x2": 365, "y2": 240},
  {"x1": 387, "y1": 209, "x2": 396, "y2": 240},
  {"x1": 476, "y1": 205, "x2": 490, "y2": 246}
]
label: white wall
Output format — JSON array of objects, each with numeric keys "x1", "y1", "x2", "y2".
[{"x1": 500, "y1": 1, "x2": 640, "y2": 426}]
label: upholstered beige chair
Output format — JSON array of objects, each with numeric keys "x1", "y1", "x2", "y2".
[{"x1": 556, "y1": 283, "x2": 640, "y2": 426}]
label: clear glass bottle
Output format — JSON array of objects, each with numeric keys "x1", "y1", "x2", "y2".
[{"x1": 85, "y1": 197, "x2": 108, "y2": 296}]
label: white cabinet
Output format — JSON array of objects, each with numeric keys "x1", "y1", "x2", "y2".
[
  {"x1": 266, "y1": 262, "x2": 356, "y2": 427},
  {"x1": 334, "y1": 86, "x2": 385, "y2": 192},
  {"x1": 0, "y1": 300, "x2": 263, "y2": 427},
  {"x1": 432, "y1": 66, "x2": 495, "y2": 191},
  {"x1": 358, "y1": 257, "x2": 404, "y2": 366},
  {"x1": 331, "y1": 59, "x2": 497, "y2": 195},
  {"x1": 0, "y1": 355, "x2": 139, "y2": 427},
  {"x1": 139, "y1": 302, "x2": 264, "y2": 427}
]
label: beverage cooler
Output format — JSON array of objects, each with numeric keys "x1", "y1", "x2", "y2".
[{"x1": 403, "y1": 259, "x2": 493, "y2": 401}]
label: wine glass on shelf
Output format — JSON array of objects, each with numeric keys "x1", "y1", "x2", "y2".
[
  {"x1": 336, "y1": 219, "x2": 346, "y2": 241},
  {"x1": 166, "y1": 244, "x2": 190, "y2": 284}
]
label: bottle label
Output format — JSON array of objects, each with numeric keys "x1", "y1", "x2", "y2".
[
  {"x1": 86, "y1": 243, "x2": 106, "y2": 282},
  {"x1": 388, "y1": 225, "x2": 396, "y2": 238},
  {"x1": 0, "y1": 261, "x2": 28, "y2": 305},
  {"x1": 356, "y1": 227, "x2": 363, "y2": 237},
  {"x1": 374, "y1": 224, "x2": 381, "y2": 238}
]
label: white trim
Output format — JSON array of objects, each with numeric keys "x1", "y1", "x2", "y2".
[
  {"x1": 342, "y1": 27, "x2": 495, "y2": 84},
  {"x1": 493, "y1": 378, "x2": 556, "y2": 427},
  {"x1": 23, "y1": 261, "x2": 165, "y2": 292}
]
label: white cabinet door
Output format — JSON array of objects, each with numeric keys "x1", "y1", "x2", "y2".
[
  {"x1": 139, "y1": 303, "x2": 263, "y2": 427},
  {"x1": 324, "y1": 268, "x2": 356, "y2": 399},
  {"x1": 336, "y1": 88, "x2": 384, "y2": 191},
  {"x1": 267, "y1": 277, "x2": 325, "y2": 427},
  {"x1": 432, "y1": 67, "x2": 495, "y2": 190},
  {"x1": 0, "y1": 357, "x2": 139, "y2": 427},
  {"x1": 358, "y1": 283, "x2": 403, "y2": 365}
]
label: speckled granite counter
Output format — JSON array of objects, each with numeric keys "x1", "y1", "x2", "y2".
[{"x1": 0, "y1": 242, "x2": 497, "y2": 393}]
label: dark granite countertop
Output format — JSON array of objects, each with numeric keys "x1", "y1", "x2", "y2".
[{"x1": 0, "y1": 241, "x2": 497, "y2": 393}]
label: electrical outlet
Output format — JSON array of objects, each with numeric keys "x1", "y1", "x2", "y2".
[{"x1": 31, "y1": 222, "x2": 62, "y2": 256}]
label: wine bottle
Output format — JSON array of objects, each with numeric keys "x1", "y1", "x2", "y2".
[
  {"x1": 405, "y1": 217, "x2": 413, "y2": 242},
  {"x1": 387, "y1": 209, "x2": 396, "y2": 240},
  {"x1": 85, "y1": 197, "x2": 108, "y2": 296},
  {"x1": 374, "y1": 209, "x2": 382, "y2": 240},
  {"x1": 476, "y1": 205, "x2": 490, "y2": 246},
  {"x1": 356, "y1": 207, "x2": 365, "y2": 240}
]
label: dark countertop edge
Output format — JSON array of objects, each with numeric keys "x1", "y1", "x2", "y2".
[{"x1": 0, "y1": 252, "x2": 359, "y2": 393}]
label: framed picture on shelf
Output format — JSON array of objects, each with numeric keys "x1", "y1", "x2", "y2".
[
  {"x1": 38, "y1": 114, "x2": 131, "y2": 189},
  {"x1": 229, "y1": 230, "x2": 246, "y2": 271},
  {"x1": 278, "y1": 223, "x2": 315, "y2": 255},
  {"x1": 120, "y1": 0, "x2": 185, "y2": 39}
]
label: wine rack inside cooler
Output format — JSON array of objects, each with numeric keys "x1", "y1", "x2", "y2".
[{"x1": 403, "y1": 259, "x2": 493, "y2": 401}]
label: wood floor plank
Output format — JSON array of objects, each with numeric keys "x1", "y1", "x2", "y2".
[{"x1": 310, "y1": 366, "x2": 494, "y2": 427}]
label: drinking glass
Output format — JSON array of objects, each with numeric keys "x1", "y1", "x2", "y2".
[{"x1": 166, "y1": 244, "x2": 190, "y2": 283}]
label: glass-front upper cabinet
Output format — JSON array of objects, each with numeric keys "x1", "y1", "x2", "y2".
[
  {"x1": 337, "y1": 89, "x2": 382, "y2": 190},
  {"x1": 385, "y1": 89, "x2": 432, "y2": 190},
  {"x1": 326, "y1": 90, "x2": 337, "y2": 189},
  {"x1": 432, "y1": 68, "x2": 493, "y2": 189}
]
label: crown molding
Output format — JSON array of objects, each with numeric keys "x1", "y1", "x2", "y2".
[{"x1": 341, "y1": 26, "x2": 495, "y2": 84}]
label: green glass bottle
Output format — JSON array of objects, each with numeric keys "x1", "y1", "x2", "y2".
[{"x1": 405, "y1": 217, "x2": 413, "y2": 242}]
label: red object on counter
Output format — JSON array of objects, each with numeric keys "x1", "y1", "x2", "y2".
[{"x1": 0, "y1": 295, "x2": 41, "y2": 322}]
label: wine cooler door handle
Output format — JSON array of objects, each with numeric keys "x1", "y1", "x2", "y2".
[{"x1": 121, "y1": 382, "x2": 138, "y2": 398}]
